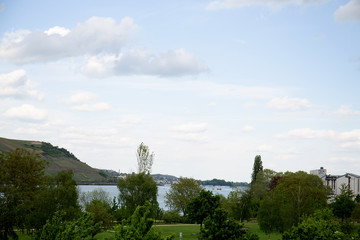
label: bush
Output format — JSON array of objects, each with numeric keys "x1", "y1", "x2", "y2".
[
  {"x1": 162, "y1": 210, "x2": 183, "y2": 224},
  {"x1": 40, "y1": 211, "x2": 101, "y2": 240}
]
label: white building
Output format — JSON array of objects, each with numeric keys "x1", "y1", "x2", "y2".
[{"x1": 310, "y1": 167, "x2": 360, "y2": 196}]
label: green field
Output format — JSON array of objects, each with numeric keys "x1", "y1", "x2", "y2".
[
  {"x1": 17, "y1": 222, "x2": 281, "y2": 240},
  {"x1": 93, "y1": 222, "x2": 281, "y2": 240},
  {"x1": 153, "y1": 224, "x2": 200, "y2": 240}
]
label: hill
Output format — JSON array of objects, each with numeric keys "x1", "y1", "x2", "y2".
[{"x1": 0, "y1": 137, "x2": 115, "y2": 183}]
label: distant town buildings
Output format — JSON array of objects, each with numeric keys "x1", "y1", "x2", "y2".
[{"x1": 310, "y1": 167, "x2": 360, "y2": 196}]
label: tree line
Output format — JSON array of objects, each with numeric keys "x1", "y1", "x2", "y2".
[{"x1": 1, "y1": 145, "x2": 360, "y2": 239}]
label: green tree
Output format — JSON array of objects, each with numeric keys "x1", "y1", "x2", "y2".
[
  {"x1": 40, "y1": 211, "x2": 101, "y2": 240},
  {"x1": 257, "y1": 171, "x2": 327, "y2": 235},
  {"x1": 199, "y1": 208, "x2": 258, "y2": 240},
  {"x1": 53, "y1": 170, "x2": 81, "y2": 220},
  {"x1": 137, "y1": 142, "x2": 154, "y2": 174},
  {"x1": 165, "y1": 177, "x2": 202, "y2": 217},
  {"x1": 257, "y1": 190, "x2": 283, "y2": 239},
  {"x1": 118, "y1": 172, "x2": 158, "y2": 218},
  {"x1": 80, "y1": 188, "x2": 113, "y2": 208},
  {"x1": 25, "y1": 170, "x2": 82, "y2": 236},
  {"x1": 86, "y1": 199, "x2": 115, "y2": 228},
  {"x1": 0, "y1": 148, "x2": 46, "y2": 239},
  {"x1": 282, "y1": 208, "x2": 351, "y2": 240},
  {"x1": 251, "y1": 155, "x2": 263, "y2": 185},
  {"x1": 115, "y1": 201, "x2": 174, "y2": 240},
  {"x1": 80, "y1": 188, "x2": 115, "y2": 227},
  {"x1": 330, "y1": 184, "x2": 356, "y2": 221},
  {"x1": 224, "y1": 188, "x2": 252, "y2": 223},
  {"x1": 186, "y1": 190, "x2": 220, "y2": 229}
]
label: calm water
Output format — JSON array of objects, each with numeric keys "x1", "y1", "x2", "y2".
[{"x1": 78, "y1": 185, "x2": 241, "y2": 210}]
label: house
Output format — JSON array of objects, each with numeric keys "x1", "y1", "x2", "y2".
[{"x1": 310, "y1": 167, "x2": 360, "y2": 196}]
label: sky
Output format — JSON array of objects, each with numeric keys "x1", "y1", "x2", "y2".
[{"x1": 0, "y1": 0, "x2": 359, "y2": 182}]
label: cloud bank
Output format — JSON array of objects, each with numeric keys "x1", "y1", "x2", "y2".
[
  {"x1": 334, "y1": 0, "x2": 360, "y2": 22},
  {"x1": 206, "y1": 0, "x2": 329, "y2": 10},
  {"x1": 0, "y1": 17, "x2": 207, "y2": 77},
  {"x1": 0, "y1": 69, "x2": 43, "y2": 100}
]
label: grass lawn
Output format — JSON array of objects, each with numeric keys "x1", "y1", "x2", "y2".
[
  {"x1": 16, "y1": 222, "x2": 280, "y2": 240},
  {"x1": 243, "y1": 222, "x2": 282, "y2": 240},
  {"x1": 153, "y1": 224, "x2": 200, "y2": 240}
]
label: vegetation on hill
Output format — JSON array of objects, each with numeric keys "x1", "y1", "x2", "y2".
[{"x1": 0, "y1": 137, "x2": 112, "y2": 183}]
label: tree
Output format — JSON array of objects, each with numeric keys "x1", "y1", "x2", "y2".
[
  {"x1": 199, "y1": 208, "x2": 259, "y2": 240},
  {"x1": 282, "y1": 208, "x2": 352, "y2": 240},
  {"x1": 330, "y1": 184, "x2": 356, "y2": 221},
  {"x1": 186, "y1": 190, "x2": 220, "y2": 229},
  {"x1": 137, "y1": 142, "x2": 154, "y2": 174},
  {"x1": 165, "y1": 177, "x2": 202, "y2": 217},
  {"x1": 257, "y1": 189, "x2": 283, "y2": 239},
  {"x1": 0, "y1": 148, "x2": 46, "y2": 239},
  {"x1": 25, "y1": 170, "x2": 82, "y2": 236},
  {"x1": 40, "y1": 211, "x2": 101, "y2": 240},
  {"x1": 257, "y1": 171, "x2": 327, "y2": 235},
  {"x1": 115, "y1": 201, "x2": 174, "y2": 240},
  {"x1": 53, "y1": 170, "x2": 81, "y2": 220},
  {"x1": 251, "y1": 155, "x2": 263, "y2": 185},
  {"x1": 80, "y1": 188, "x2": 115, "y2": 227},
  {"x1": 224, "y1": 188, "x2": 252, "y2": 223},
  {"x1": 117, "y1": 172, "x2": 158, "y2": 218}
]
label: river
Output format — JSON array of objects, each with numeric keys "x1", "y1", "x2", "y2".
[{"x1": 78, "y1": 185, "x2": 243, "y2": 210}]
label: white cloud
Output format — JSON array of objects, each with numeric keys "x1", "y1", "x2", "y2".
[
  {"x1": 62, "y1": 91, "x2": 98, "y2": 105},
  {"x1": 44, "y1": 26, "x2": 70, "y2": 37},
  {"x1": 339, "y1": 141, "x2": 360, "y2": 150},
  {"x1": 277, "y1": 128, "x2": 360, "y2": 151},
  {"x1": 81, "y1": 48, "x2": 207, "y2": 78},
  {"x1": 171, "y1": 122, "x2": 208, "y2": 133},
  {"x1": 62, "y1": 91, "x2": 110, "y2": 112},
  {"x1": 3, "y1": 104, "x2": 47, "y2": 121},
  {"x1": 72, "y1": 102, "x2": 111, "y2": 112},
  {"x1": 242, "y1": 125, "x2": 254, "y2": 132},
  {"x1": 118, "y1": 115, "x2": 143, "y2": 127},
  {"x1": 0, "y1": 18, "x2": 207, "y2": 77},
  {"x1": 0, "y1": 16, "x2": 138, "y2": 64},
  {"x1": 171, "y1": 123, "x2": 209, "y2": 143},
  {"x1": 267, "y1": 97, "x2": 311, "y2": 110},
  {"x1": 256, "y1": 144, "x2": 272, "y2": 152},
  {"x1": 334, "y1": 0, "x2": 360, "y2": 22},
  {"x1": 334, "y1": 105, "x2": 360, "y2": 116},
  {"x1": 206, "y1": 0, "x2": 328, "y2": 10},
  {"x1": 329, "y1": 157, "x2": 360, "y2": 163},
  {"x1": 14, "y1": 127, "x2": 42, "y2": 135},
  {"x1": 0, "y1": 69, "x2": 43, "y2": 100},
  {"x1": 172, "y1": 133, "x2": 210, "y2": 143},
  {"x1": 144, "y1": 48, "x2": 207, "y2": 77},
  {"x1": 276, "y1": 128, "x2": 335, "y2": 139},
  {"x1": 338, "y1": 129, "x2": 360, "y2": 142}
]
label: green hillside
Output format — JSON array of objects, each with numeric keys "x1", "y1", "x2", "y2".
[{"x1": 0, "y1": 137, "x2": 114, "y2": 183}]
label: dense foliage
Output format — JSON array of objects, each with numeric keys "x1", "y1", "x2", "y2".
[
  {"x1": 257, "y1": 171, "x2": 328, "y2": 235},
  {"x1": 186, "y1": 190, "x2": 221, "y2": 228},
  {"x1": 40, "y1": 211, "x2": 101, "y2": 240},
  {"x1": 251, "y1": 155, "x2": 263, "y2": 184},
  {"x1": 330, "y1": 184, "x2": 356, "y2": 221},
  {"x1": 165, "y1": 177, "x2": 202, "y2": 217},
  {"x1": 115, "y1": 201, "x2": 174, "y2": 240},
  {"x1": 282, "y1": 208, "x2": 359, "y2": 240},
  {"x1": 0, "y1": 148, "x2": 46, "y2": 239},
  {"x1": 200, "y1": 178, "x2": 249, "y2": 187},
  {"x1": 200, "y1": 208, "x2": 259, "y2": 240},
  {"x1": 223, "y1": 188, "x2": 252, "y2": 222},
  {"x1": 39, "y1": 142, "x2": 79, "y2": 160},
  {"x1": 118, "y1": 172, "x2": 159, "y2": 219}
]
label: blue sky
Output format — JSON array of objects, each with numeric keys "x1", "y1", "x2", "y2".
[{"x1": 0, "y1": 0, "x2": 359, "y2": 182}]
